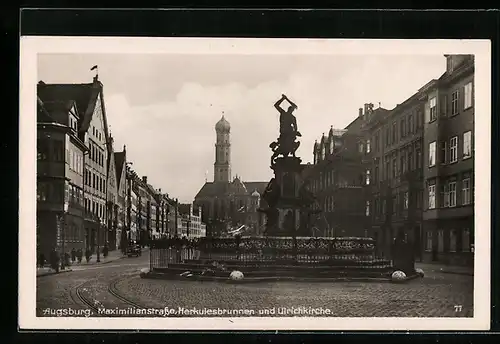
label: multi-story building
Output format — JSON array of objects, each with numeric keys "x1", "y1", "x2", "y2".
[
  {"x1": 421, "y1": 54, "x2": 474, "y2": 266},
  {"x1": 105, "y1": 136, "x2": 119, "y2": 251},
  {"x1": 361, "y1": 96, "x2": 426, "y2": 259},
  {"x1": 36, "y1": 96, "x2": 87, "y2": 259},
  {"x1": 177, "y1": 203, "x2": 207, "y2": 238},
  {"x1": 309, "y1": 117, "x2": 371, "y2": 238},
  {"x1": 114, "y1": 146, "x2": 127, "y2": 250},
  {"x1": 38, "y1": 75, "x2": 110, "y2": 254}
]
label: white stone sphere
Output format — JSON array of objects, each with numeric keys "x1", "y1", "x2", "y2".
[
  {"x1": 415, "y1": 268, "x2": 425, "y2": 277},
  {"x1": 230, "y1": 270, "x2": 244, "y2": 280},
  {"x1": 391, "y1": 270, "x2": 407, "y2": 281}
]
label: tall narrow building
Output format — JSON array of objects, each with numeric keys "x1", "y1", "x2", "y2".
[{"x1": 214, "y1": 115, "x2": 231, "y2": 183}]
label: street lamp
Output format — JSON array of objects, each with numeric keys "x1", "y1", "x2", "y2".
[
  {"x1": 97, "y1": 216, "x2": 101, "y2": 263},
  {"x1": 61, "y1": 201, "x2": 69, "y2": 270}
]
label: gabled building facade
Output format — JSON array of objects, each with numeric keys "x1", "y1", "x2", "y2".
[
  {"x1": 361, "y1": 97, "x2": 425, "y2": 259},
  {"x1": 309, "y1": 114, "x2": 374, "y2": 238},
  {"x1": 36, "y1": 96, "x2": 87, "y2": 260},
  {"x1": 38, "y1": 75, "x2": 110, "y2": 254},
  {"x1": 106, "y1": 136, "x2": 119, "y2": 251},
  {"x1": 114, "y1": 146, "x2": 127, "y2": 251},
  {"x1": 421, "y1": 54, "x2": 475, "y2": 266}
]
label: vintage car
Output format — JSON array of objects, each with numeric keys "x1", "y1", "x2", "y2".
[{"x1": 127, "y1": 242, "x2": 142, "y2": 257}]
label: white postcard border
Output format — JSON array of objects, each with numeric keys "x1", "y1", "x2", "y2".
[{"x1": 19, "y1": 37, "x2": 491, "y2": 331}]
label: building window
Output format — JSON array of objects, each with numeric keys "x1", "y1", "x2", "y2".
[
  {"x1": 428, "y1": 141, "x2": 436, "y2": 167},
  {"x1": 392, "y1": 122, "x2": 397, "y2": 144},
  {"x1": 462, "y1": 178, "x2": 471, "y2": 205},
  {"x1": 438, "y1": 229, "x2": 444, "y2": 252},
  {"x1": 462, "y1": 228, "x2": 470, "y2": 252},
  {"x1": 409, "y1": 114, "x2": 414, "y2": 133},
  {"x1": 428, "y1": 183, "x2": 436, "y2": 209},
  {"x1": 450, "y1": 229, "x2": 457, "y2": 252},
  {"x1": 37, "y1": 139, "x2": 49, "y2": 161},
  {"x1": 408, "y1": 150, "x2": 413, "y2": 171},
  {"x1": 440, "y1": 182, "x2": 449, "y2": 208},
  {"x1": 37, "y1": 183, "x2": 48, "y2": 201},
  {"x1": 464, "y1": 82, "x2": 473, "y2": 109},
  {"x1": 392, "y1": 157, "x2": 397, "y2": 177},
  {"x1": 451, "y1": 90, "x2": 459, "y2": 115},
  {"x1": 321, "y1": 146, "x2": 325, "y2": 160},
  {"x1": 463, "y1": 131, "x2": 472, "y2": 159},
  {"x1": 439, "y1": 141, "x2": 447, "y2": 164},
  {"x1": 365, "y1": 169, "x2": 370, "y2": 185},
  {"x1": 392, "y1": 196, "x2": 397, "y2": 214},
  {"x1": 358, "y1": 142, "x2": 364, "y2": 153},
  {"x1": 53, "y1": 140, "x2": 64, "y2": 162},
  {"x1": 366, "y1": 139, "x2": 371, "y2": 153},
  {"x1": 416, "y1": 148, "x2": 422, "y2": 169},
  {"x1": 429, "y1": 97, "x2": 437, "y2": 122},
  {"x1": 403, "y1": 191, "x2": 409, "y2": 209},
  {"x1": 385, "y1": 158, "x2": 390, "y2": 181},
  {"x1": 449, "y1": 136, "x2": 458, "y2": 163},
  {"x1": 425, "y1": 231, "x2": 433, "y2": 251},
  {"x1": 365, "y1": 201, "x2": 370, "y2": 216},
  {"x1": 400, "y1": 152, "x2": 407, "y2": 174},
  {"x1": 400, "y1": 118, "x2": 406, "y2": 138},
  {"x1": 448, "y1": 181, "x2": 457, "y2": 207}
]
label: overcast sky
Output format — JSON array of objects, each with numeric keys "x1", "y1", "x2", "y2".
[{"x1": 38, "y1": 53, "x2": 446, "y2": 203}]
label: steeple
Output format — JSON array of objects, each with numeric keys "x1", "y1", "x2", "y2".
[{"x1": 214, "y1": 114, "x2": 231, "y2": 183}]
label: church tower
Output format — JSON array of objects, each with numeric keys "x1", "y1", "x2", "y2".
[{"x1": 214, "y1": 115, "x2": 231, "y2": 182}]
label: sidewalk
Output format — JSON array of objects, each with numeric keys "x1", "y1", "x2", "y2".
[
  {"x1": 36, "y1": 249, "x2": 127, "y2": 277},
  {"x1": 415, "y1": 262, "x2": 474, "y2": 276}
]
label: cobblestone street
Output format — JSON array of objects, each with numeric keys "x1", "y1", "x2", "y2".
[{"x1": 36, "y1": 253, "x2": 473, "y2": 318}]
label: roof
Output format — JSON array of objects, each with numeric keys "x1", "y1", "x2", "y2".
[
  {"x1": 37, "y1": 78, "x2": 108, "y2": 142},
  {"x1": 114, "y1": 151, "x2": 126, "y2": 185},
  {"x1": 178, "y1": 203, "x2": 191, "y2": 215},
  {"x1": 194, "y1": 181, "x2": 268, "y2": 199}
]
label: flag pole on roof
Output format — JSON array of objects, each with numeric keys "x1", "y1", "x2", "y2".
[{"x1": 91, "y1": 65, "x2": 98, "y2": 80}]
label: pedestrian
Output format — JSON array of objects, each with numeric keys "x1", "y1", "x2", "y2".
[
  {"x1": 49, "y1": 248, "x2": 60, "y2": 273},
  {"x1": 85, "y1": 248, "x2": 92, "y2": 263},
  {"x1": 77, "y1": 248, "x2": 83, "y2": 264},
  {"x1": 71, "y1": 248, "x2": 76, "y2": 263},
  {"x1": 64, "y1": 252, "x2": 71, "y2": 267},
  {"x1": 38, "y1": 252, "x2": 46, "y2": 268},
  {"x1": 103, "y1": 243, "x2": 109, "y2": 257}
]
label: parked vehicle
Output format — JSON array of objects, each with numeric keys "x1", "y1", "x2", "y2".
[{"x1": 127, "y1": 242, "x2": 142, "y2": 257}]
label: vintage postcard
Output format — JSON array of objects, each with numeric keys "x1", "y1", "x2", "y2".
[{"x1": 19, "y1": 37, "x2": 491, "y2": 331}]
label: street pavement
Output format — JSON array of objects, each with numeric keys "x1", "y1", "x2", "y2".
[{"x1": 36, "y1": 252, "x2": 474, "y2": 318}]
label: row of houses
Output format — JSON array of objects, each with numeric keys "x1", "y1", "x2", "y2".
[
  {"x1": 307, "y1": 54, "x2": 474, "y2": 266},
  {"x1": 36, "y1": 73, "x2": 205, "y2": 260}
]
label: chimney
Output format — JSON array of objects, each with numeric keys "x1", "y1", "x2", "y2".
[
  {"x1": 359, "y1": 108, "x2": 363, "y2": 117},
  {"x1": 364, "y1": 103, "x2": 369, "y2": 114},
  {"x1": 142, "y1": 176, "x2": 148, "y2": 184},
  {"x1": 368, "y1": 103, "x2": 374, "y2": 113}
]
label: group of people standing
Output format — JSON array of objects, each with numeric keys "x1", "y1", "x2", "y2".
[{"x1": 37, "y1": 245, "x2": 110, "y2": 272}]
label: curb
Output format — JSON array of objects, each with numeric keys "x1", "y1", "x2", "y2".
[
  {"x1": 141, "y1": 271, "x2": 401, "y2": 284},
  {"x1": 36, "y1": 269, "x2": 73, "y2": 278},
  {"x1": 439, "y1": 270, "x2": 474, "y2": 277},
  {"x1": 36, "y1": 257, "x2": 126, "y2": 277}
]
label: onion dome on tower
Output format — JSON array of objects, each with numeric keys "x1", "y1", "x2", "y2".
[{"x1": 215, "y1": 115, "x2": 231, "y2": 132}]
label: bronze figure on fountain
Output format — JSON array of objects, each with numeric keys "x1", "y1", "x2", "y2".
[{"x1": 270, "y1": 94, "x2": 302, "y2": 166}]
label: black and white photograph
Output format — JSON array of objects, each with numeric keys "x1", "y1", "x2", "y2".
[{"x1": 19, "y1": 37, "x2": 491, "y2": 331}]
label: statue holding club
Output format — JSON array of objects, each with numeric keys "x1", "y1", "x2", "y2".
[{"x1": 270, "y1": 94, "x2": 301, "y2": 165}]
